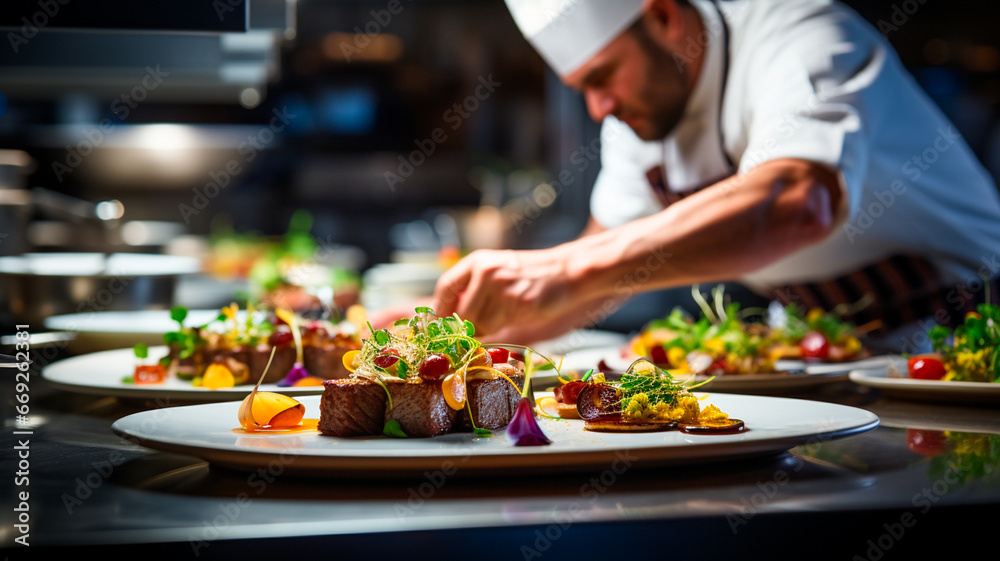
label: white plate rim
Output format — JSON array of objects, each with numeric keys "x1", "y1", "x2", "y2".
[
  {"x1": 44, "y1": 309, "x2": 233, "y2": 335},
  {"x1": 42, "y1": 346, "x2": 325, "y2": 401},
  {"x1": 848, "y1": 367, "x2": 1000, "y2": 396},
  {"x1": 110, "y1": 393, "x2": 880, "y2": 476}
]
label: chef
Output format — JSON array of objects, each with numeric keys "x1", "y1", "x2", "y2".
[{"x1": 431, "y1": 0, "x2": 1000, "y2": 350}]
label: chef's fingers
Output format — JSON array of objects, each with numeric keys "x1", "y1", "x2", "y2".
[
  {"x1": 457, "y1": 270, "x2": 498, "y2": 334},
  {"x1": 433, "y1": 257, "x2": 473, "y2": 317}
]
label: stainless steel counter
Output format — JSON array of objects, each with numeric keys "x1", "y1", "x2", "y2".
[{"x1": 4, "y1": 366, "x2": 1000, "y2": 559}]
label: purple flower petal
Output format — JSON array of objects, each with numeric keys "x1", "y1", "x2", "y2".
[
  {"x1": 276, "y1": 362, "x2": 310, "y2": 387},
  {"x1": 506, "y1": 397, "x2": 552, "y2": 446}
]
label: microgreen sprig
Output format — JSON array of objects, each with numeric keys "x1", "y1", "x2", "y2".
[{"x1": 612, "y1": 357, "x2": 713, "y2": 410}]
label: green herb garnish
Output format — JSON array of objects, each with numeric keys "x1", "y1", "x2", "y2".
[
  {"x1": 170, "y1": 306, "x2": 188, "y2": 325},
  {"x1": 383, "y1": 419, "x2": 408, "y2": 438},
  {"x1": 927, "y1": 302, "x2": 1000, "y2": 383}
]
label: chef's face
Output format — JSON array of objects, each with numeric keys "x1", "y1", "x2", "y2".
[{"x1": 564, "y1": 12, "x2": 694, "y2": 141}]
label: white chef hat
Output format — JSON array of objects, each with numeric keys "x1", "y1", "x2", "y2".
[{"x1": 504, "y1": 0, "x2": 646, "y2": 77}]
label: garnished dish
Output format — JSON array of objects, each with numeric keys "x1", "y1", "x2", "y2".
[
  {"x1": 123, "y1": 304, "x2": 362, "y2": 390},
  {"x1": 848, "y1": 303, "x2": 1000, "y2": 402},
  {"x1": 319, "y1": 307, "x2": 549, "y2": 443},
  {"x1": 539, "y1": 359, "x2": 745, "y2": 434},
  {"x1": 765, "y1": 301, "x2": 871, "y2": 362},
  {"x1": 112, "y1": 390, "x2": 880, "y2": 476},
  {"x1": 205, "y1": 210, "x2": 362, "y2": 314},
  {"x1": 626, "y1": 286, "x2": 873, "y2": 377},
  {"x1": 905, "y1": 304, "x2": 999, "y2": 382},
  {"x1": 627, "y1": 286, "x2": 777, "y2": 376},
  {"x1": 110, "y1": 335, "x2": 879, "y2": 475}
]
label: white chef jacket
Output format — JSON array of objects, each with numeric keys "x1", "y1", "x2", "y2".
[{"x1": 590, "y1": 0, "x2": 1000, "y2": 292}]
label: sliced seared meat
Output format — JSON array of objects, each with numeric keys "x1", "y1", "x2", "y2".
[
  {"x1": 456, "y1": 373, "x2": 524, "y2": 431},
  {"x1": 251, "y1": 343, "x2": 297, "y2": 383},
  {"x1": 318, "y1": 378, "x2": 388, "y2": 436},
  {"x1": 319, "y1": 369, "x2": 526, "y2": 437},
  {"x1": 385, "y1": 379, "x2": 457, "y2": 437},
  {"x1": 303, "y1": 343, "x2": 353, "y2": 380}
]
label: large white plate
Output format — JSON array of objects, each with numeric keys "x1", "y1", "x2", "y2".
[
  {"x1": 537, "y1": 346, "x2": 891, "y2": 393},
  {"x1": 111, "y1": 393, "x2": 879, "y2": 476},
  {"x1": 44, "y1": 309, "x2": 230, "y2": 353},
  {"x1": 849, "y1": 360, "x2": 1000, "y2": 404},
  {"x1": 42, "y1": 346, "x2": 324, "y2": 402}
]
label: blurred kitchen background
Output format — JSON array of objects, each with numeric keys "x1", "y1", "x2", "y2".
[{"x1": 2, "y1": 0, "x2": 1000, "y2": 333}]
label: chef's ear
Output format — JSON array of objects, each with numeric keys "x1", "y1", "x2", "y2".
[{"x1": 638, "y1": 0, "x2": 688, "y2": 48}]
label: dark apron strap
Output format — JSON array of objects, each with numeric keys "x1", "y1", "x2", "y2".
[
  {"x1": 761, "y1": 255, "x2": 999, "y2": 334},
  {"x1": 646, "y1": 165, "x2": 727, "y2": 207}
]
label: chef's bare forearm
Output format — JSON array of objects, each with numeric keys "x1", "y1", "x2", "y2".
[
  {"x1": 578, "y1": 216, "x2": 607, "y2": 238},
  {"x1": 566, "y1": 158, "x2": 842, "y2": 300}
]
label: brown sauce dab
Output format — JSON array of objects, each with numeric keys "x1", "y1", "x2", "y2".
[
  {"x1": 676, "y1": 419, "x2": 746, "y2": 434},
  {"x1": 583, "y1": 413, "x2": 746, "y2": 434}
]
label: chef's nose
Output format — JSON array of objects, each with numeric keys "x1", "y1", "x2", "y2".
[{"x1": 584, "y1": 88, "x2": 617, "y2": 122}]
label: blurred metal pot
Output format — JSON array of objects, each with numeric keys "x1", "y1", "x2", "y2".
[
  {"x1": 0, "y1": 150, "x2": 33, "y2": 190},
  {"x1": 0, "y1": 252, "x2": 200, "y2": 328},
  {"x1": 0, "y1": 150, "x2": 34, "y2": 257}
]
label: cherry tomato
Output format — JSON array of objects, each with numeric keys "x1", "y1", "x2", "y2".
[
  {"x1": 906, "y1": 429, "x2": 947, "y2": 456},
  {"x1": 374, "y1": 347, "x2": 400, "y2": 369},
  {"x1": 418, "y1": 353, "x2": 451, "y2": 380},
  {"x1": 486, "y1": 347, "x2": 510, "y2": 364},
  {"x1": 268, "y1": 329, "x2": 294, "y2": 347},
  {"x1": 799, "y1": 331, "x2": 830, "y2": 359},
  {"x1": 907, "y1": 354, "x2": 946, "y2": 380},
  {"x1": 134, "y1": 364, "x2": 166, "y2": 384}
]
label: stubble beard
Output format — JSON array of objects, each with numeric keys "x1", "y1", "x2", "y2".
[{"x1": 626, "y1": 30, "x2": 693, "y2": 141}]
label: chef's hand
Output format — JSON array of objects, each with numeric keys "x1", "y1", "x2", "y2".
[{"x1": 432, "y1": 247, "x2": 583, "y2": 339}]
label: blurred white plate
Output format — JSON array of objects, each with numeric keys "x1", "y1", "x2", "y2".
[
  {"x1": 111, "y1": 392, "x2": 879, "y2": 476},
  {"x1": 45, "y1": 309, "x2": 228, "y2": 353},
  {"x1": 0, "y1": 252, "x2": 200, "y2": 276},
  {"x1": 42, "y1": 345, "x2": 324, "y2": 402},
  {"x1": 849, "y1": 359, "x2": 1000, "y2": 404}
]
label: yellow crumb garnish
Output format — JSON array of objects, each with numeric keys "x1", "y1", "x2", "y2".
[
  {"x1": 623, "y1": 393, "x2": 657, "y2": 421},
  {"x1": 665, "y1": 395, "x2": 701, "y2": 424},
  {"x1": 697, "y1": 404, "x2": 731, "y2": 426}
]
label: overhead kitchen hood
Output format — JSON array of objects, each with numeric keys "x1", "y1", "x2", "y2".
[
  {"x1": 0, "y1": 0, "x2": 248, "y2": 33},
  {"x1": 0, "y1": 0, "x2": 295, "y2": 104}
]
